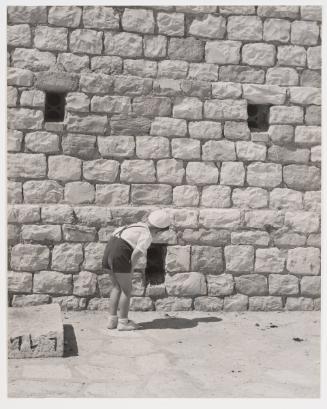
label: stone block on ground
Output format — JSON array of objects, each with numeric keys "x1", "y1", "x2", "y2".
[{"x1": 8, "y1": 304, "x2": 63, "y2": 358}]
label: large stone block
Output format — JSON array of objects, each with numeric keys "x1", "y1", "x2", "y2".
[
  {"x1": 144, "y1": 35, "x2": 167, "y2": 58},
  {"x1": 83, "y1": 243, "x2": 107, "y2": 271},
  {"x1": 283, "y1": 165, "x2": 320, "y2": 190},
  {"x1": 133, "y1": 96, "x2": 170, "y2": 117},
  {"x1": 156, "y1": 159, "x2": 185, "y2": 185},
  {"x1": 8, "y1": 205, "x2": 40, "y2": 224},
  {"x1": 201, "y1": 185, "x2": 231, "y2": 208},
  {"x1": 34, "y1": 26, "x2": 67, "y2": 52},
  {"x1": 83, "y1": 6, "x2": 119, "y2": 29},
  {"x1": 136, "y1": 136, "x2": 169, "y2": 159},
  {"x1": 235, "y1": 274, "x2": 268, "y2": 296},
  {"x1": 220, "y1": 162, "x2": 245, "y2": 186},
  {"x1": 80, "y1": 73, "x2": 114, "y2": 94},
  {"x1": 242, "y1": 84, "x2": 286, "y2": 105},
  {"x1": 51, "y1": 243, "x2": 83, "y2": 272},
  {"x1": 8, "y1": 271, "x2": 33, "y2": 293},
  {"x1": 11, "y1": 244, "x2": 49, "y2": 271},
  {"x1": 269, "y1": 188, "x2": 303, "y2": 210},
  {"x1": 269, "y1": 274, "x2": 299, "y2": 296},
  {"x1": 194, "y1": 297, "x2": 223, "y2": 312},
  {"x1": 284, "y1": 211, "x2": 320, "y2": 234},
  {"x1": 73, "y1": 271, "x2": 97, "y2": 296},
  {"x1": 231, "y1": 231, "x2": 269, "y2": 246},
  {"x1": 249, "y1": 296, "x2": 283, "y2": 311},
  {"x1": 171, "y1": 138, "x2": 200, "y2": 160},
  {"x1": 96, "y1": 184, "x2": 130, "y2": 206},
  {"x1": 67, "y1": 93, "x2": 90, "y2": 113},
  {"x1": 165, "y1": 272, "x2": 207, "y2": 297},
  {"x1": 73, "y1": 206, "x2": 112, "y2": 226},
  {"x1": 114, "y1": 76, "x2": 152, "y2": 96},
  {"x1": 155, "y1": 297, "x2": 192, "y2": 311},
  {"x1": 303, "y1": 191, "x2": 320, "y2": 212},
  {"x1": 33, "y1": 271, "x2": 72, "y2": 295},
  {"x1": 83, "y1": 159, "x2": 119, "y2": 183},
  {"x1": 257, "y1": 6, "x2": 299, "y2": 19},
  {"x1": 200, "y1": 209, "x2": 241, "y2": 229},
  {"x1": 266, "y1": 67, "x2": 298, "y2": 86},
  {"x1": 165, "y1": 245, "x2": 190, "y2": 274},
  {"x1": 8, "y1": 6, "x2": 47, "y2": 24},
  {"x1": 158, "y1": 60, "x2": 188, "y2": 79},
  {"x1": 8, "y1": 153, "x2": 46, "y2": 179},
  {"x1": 307, "y1": 46, "x2": 321, "y2": 70},
  {"x1": 173, "y1": 97, "x2": 202, "y2": 120},
  {"x1": 91, "y1": 95, "x2": 131, "y2": 114},
  {"x1": 182, "y1": 229, "x2": 230, "y2": 247},
  {"x1": 173, "y1": 185, "x2": 200, "y2": 207},
  {"x1": 70, "y1": 29, "x2": 102, "y2": 54},
  {"x1": 36, "y1": 70, "x2": 79, "y2": 93},
  {"x1": 223, "y1": 294, "x2": 248, "y2": 311},
  {"x1": 255, "y1": 248, "x2": 286, "y2": 273},
  {"x1": 120, "y1": 160, "x2": 155, "y2": 183},
  {"x1": 287, "y1": 247, "x2": 320, "y2": 275},
  {"x1": 8, "y1": 108, "x2": 43, "y2": 131},
  {"x1": 242, "y1": 43, "x2": 275, "y2": 66},
  {"x1": 291, "y1": 21, "x2": 319, "y2": 46},
  {"x1": 66, "y1": 113, "x2": 107, "y2": 135},
  {"x1": 205, "y1": 40, "x2": 241, "y2": 64},
  {"x1": 12, "y1": 48, "x2": 56, "y2": 71},
  {"x1": 305, "y1": 106, "x2": 321, "y2": 126},
  {"x1": 186, "y1": 162, "x2": 219, "y2": 185},
  {"x1": 91, "y1": 56, "x2": 122, "y2": 74},
  {"x1": 227, "y1": 16, "x2": 262, "y2": 41},
  {"x1": 41, "y1": 205, "x2": 74, "y2": 224},
  {"x1": 23, "y1": 180, "x2": 63, "y2": 204},
  {"x1": 285, "y1": 297, "x2": 314, "y2": 311},
  {"x1": 204, "y1": 99, "x2": 247, "y2": 120},
  {"x1": 7, "y1": 68, "x2": 34, "y2": 87},
  {"x1": 168, "y1": 37, "x2": 204, "y2": 62},
  {"x1": 48, "y1": 6, "x2": 81, "y2": 27},
  {"x1": 224, "y1": 121, "x2": 250, "y2": 141},
  {"x1": 189, "y1": 121, "x2": 222, "y2": 140},
  {"x1": 98, "y1": 135, "x2": 134, "y2": 158},
  {"x1": 289, "y1": 87, "x2": 321, "y2": 106},
  {"x1": 263, "y1": 18, "x2": 290, "y2": 43},
  {"x1": 300, "y1": 70, "x2": 321, "y2": 88},
  {"x1": 247, "y1": 162, "x2": 282, "y2": 188},
  {"x1": 104, "y1": 32, "x2": 142, "y2": 57},
  {"x1": 277, "y1": 45, "x2": 306, "y2": 67},
  {"x1": 11, "y1": 294, "x2": 50, "y2": 307},
  {"x1": 188, "y1": 63, "x2": 218, "y2": 81},
  {"x1": 268, "y1": 125, "x2": 294, "y2": 145},
  {"x1": 48, "y1": 155, "x2": 81, "y2": 182},
  {"x1": 232, "y1": 187, "x2": 268, "y2": 209},
  {"x1": 207, "y1": 274, "x2": 234, "y2": 296},
  {"x1": 219, "y1": 65, "x2": 265, "y2": 84},
  {"x1": 153, "y1": 78, "x2": 182, "y2": 96},
  {"x1": 20, "y1": 90, "x2": 45, "y2": 109},
  {"x1": 21, "y1": 225, "x2": 61, "y2": 242},
  {"x1": 64, "y1": 182, "x2": 95, "y2": 204},
  {"x1": 273, "y1": 230, "x2": 306, "y2": 248},
  {"x1": 225, "y1": 245, "x2": 254, "y2": 273},
  {"x1": 131, "y1": 184, "x2": 172, "y2": 205},
  {"x1": 189, "y1": 14, "x2": 225, "y2": 39},
  {"x1": 8, "y1": 304, "x2": 63, "y2": 358},
  {"x1": 57, "y1": 53, "x2": 89, "y2": 73},
  {"x1": 212, "y1": 82, "x2": 242, "y2": 99},
  {"x1": 268, "y1": 145, "x2": 310, "y2": 164},
  {"x1": 301, "y1": 276, "x2": 320, "y2": 298},
  {"x1": 245, "y1": 210, "x2": 284, "y2": 229},
  {"x1": 110, "y1": 114, "x2": 151, "y2": 136},
  {"x1": 236, "y1": 141, "x2": 266, "y2": 161},
  {"x1": 7, "y1": 24, "x2": 32, "y2": 47},
  {"x1": 191, "y1": 245, "x2": 224, "y2": 273},
  {"x1": 202, "y1": 140, "x2": 236, "y2": 161},
  {"x1": 157, "y1": 12, "x2": 184, "y2": 37},
  {"x1": 301, "y1": 6, "x2": 322, "y2": 21}
]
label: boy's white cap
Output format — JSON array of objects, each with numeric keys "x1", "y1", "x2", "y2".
[{"x1": 148, "y1": 210, "x2": 171, "y2": 229}]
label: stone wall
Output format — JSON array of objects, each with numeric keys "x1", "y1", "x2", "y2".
[{"x1": 7, "y1": 5, "x2": 321, "y2": 312}]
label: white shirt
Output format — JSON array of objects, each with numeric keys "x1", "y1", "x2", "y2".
[{"x1": 112, "y1": 223, "x2": 152, "y2": 255}]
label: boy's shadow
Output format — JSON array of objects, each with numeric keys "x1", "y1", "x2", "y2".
[{"x1": 138, "y1": 316, "x2": 222, "y2": 330}]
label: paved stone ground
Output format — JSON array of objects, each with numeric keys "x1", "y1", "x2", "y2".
[{"x1": 8, "y1": 310, "x2": 320, "y2": 398}]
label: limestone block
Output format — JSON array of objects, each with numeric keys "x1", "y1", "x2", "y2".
[
  {"x1": 247, "y1": 162, "x2": 282, "y2": 188},
  {"x1": 189, "y1": 121, "x2": 222, "y2": 140},
  {"x1": 48, "y1": 6, "x2": 81, "y2": 27},
  {"x1": 110, "y1": 114, "x2": 151, "y2": 135},
  {"x1": 62, "y1": 224, "x2": 96, "y2": 242},
  {"x1": 173, "y1": 186, "x2": 199, "y2": 207},
  {"x1": 80, "y1": 73, "x2": 114, "y2": 95},
  {"x1": 285, "y1": 297, "x2": 313, "y2": 311},
  {"x1": 188, "y1": 63, "x2": 218, "y2": 81},
  {"x1": 83, "y1": 6, "x2": 119, "y2": 30},
  {"x1": 136, "y1": 136, "x2": 169, "y2": 159},
  {"x1": 96, "y1": 184, "x2": 129, "y2": 206},
  {"x1": 277, "y1": 45, "x2": 306, "y2": 67},
  {"x1": 207, "y1": 274, "x2": 234, "y2": 296},
  {"x1": 307, "y1": 234, "x2": 321, "y2": 248},
  {"x1": 48, "y1": 156, "x2": 81, "y2": 182},
  {"x1": 191, "y1": 246, "x2": 224, "y2": 274},
  {"x1": 291, "y1": 21, "x2": 319, "y2": 46},
  {"x1": 304, "y1": 191, "x2": 321, "y2": 212},
  {"x1": 289, "y1": 87, "x2": 321, "y2": 106},
  {"x1": 8, "y1": 6, "x2": 47, "y2": 23},
  {"x1": 268, "y1": 125, "x2": 294, "y2": 145},
  {"x1": 23, "y1": 180, "x2": 63, "y2": 204},
  {"x1": 33, "y1": 271, "x2": 72, "y2": 295},
  {"x1": 263, "y1": 18, "x2": 290, "y2": 43},
  {"x1": 133, "y1": 97, "x2": 170, "y2": 117},
  {"x1": 220, "y1": 162, "x2": 245, "y2": 186},
  {"x1": 182, "y1": 229, "x2": 230, "y2": 247},
  {"x1": 70, "y1": 28, "x2": 103, "y2": 54},
  {"x1": 158, "y1": 61, "x2": 188, "y2": 81},
  {"x1": 186, "y1": 162, "x2": 218, "y2": 185},
  {"x1": 157, "y1": 12, "x2": 184, "y2": 36},
  {"x1": 73, "y1": 271, "x2": 97, "y2": 296},
  {"x1": 11, "y1": 244, "x2": 49, "y2": 271},
  {"x1": 11, "y1": 294, "x2": 50, "y2": 307},
  {"x1": 64, "y1": 182, "x2": 95, "y2": 204},
  {"x1": 287, "y1": 247, "x2": 320, "y2": 275},
  {"x1": 269, "y1": 274, "x2": 299, "y2": 296},
  {"x1": 66, "y1": 93, "x2": 90, "y2": 113},
  {"x1": 12, "y1": 48, "x2": 56, "y2": 71},
  {"x1": 153, "y1": 78, "x2": 182, "y2": 96},
  {"x1": 223, "y1": 294, "x2": 248, "y2": 311},
  {"x1": 205, "y1": 40, "x2": 241, "y2": 64},
  {"x1": 269, "y1": 106, "x2": 303, "y2": 125},
  {"x1": 224, "y1": 121, "x2": 250, "y2": 141},
  {"x1": 41, "y1": 205, "x2": 74, "y2": 224},
  {"x1": 34, "y1": 26, "x2": 67, "y2": 52},
  {"x1": 204, "y1": 99, "x2": 247, "y2": 120},
  {"x1": 7, "y1": 24, "x2": 31, "y2": 47},
  {"x1": 131, "y1": 184, "x2": 172, "y2": 205},
  {"x1": 285, "y1": 211, "x2": 320, "y2": 234},
  {"x1": 144, "y1": 35, "x2": 167, "y2": 58},
  {"x1": 8, "y1": 205, "x2": 40, "y2": 224},
  {"x1": 151, "y1": 117, "x2": 187, "y2": 137},
  {"x1": 242, "y1": 43, "x2": 275, "y2": 66},
  {"x1": 130, "y1": 297, "x2": 154, "y2": 312},
  {"x1": 73, "y1": 206, "x2": 111, "y2": 227},
  {"x1": 242, "y1": 84, "x2": 286, "y2": 105},
  {"x1": 176, "y1": 6, "x2": 217, "y2": 13},
  {"x1": 266, "y1": 67, "x2": 298, "y2": 86},
  {"x1": 232, "y1": 187, "x2": 268, "y2": 209},
  {"x1": 57, "y1": 53, "x2": 89, "y2": 73},
  {"x1": 7, "y1": 130, "x2": 22, "y2": 152},
  {"x1": 8, "y1": 153, "x2": 46, "y2": 179},
  {"x1": 200, "y1": 209, "x2": 241, "y2": 229},
  {"x1": 120, "y1": 160, "x2": 155, "y2": 183},
  {"x1": 212, "y1": 82, "x2": 241, "y2": 99},
  {"x1": 269, "y1": 188, "x2": 303, "y2": 210},
  {"x1": 283, "y1": 165, "x2": 320, "y2": 190},
  {"x1": 52, "y1": 296, "x2": 86, "y2": 311},
  {"x1": 251, "y1": 132, "x2": 269, "y2": 144},
  {"x1": 255, "y1": 248, "x2": 286, "y2": 273},
  {"x1": 8, "y1": 182, "x2": 23, "y2": 204},
  {"x1": 268, "y1": 145, "x2": 310, "y2": 164},
  {"x1": 301, "y1": 276, "x2": 320, "y2": 297},
  {"x1": 227, "y1": 16, "x2": 262, "y2": 41},
  {"x1": 8, "y1": 271, "x2": 33, "y2": 293},
  {"x1": 168, "y1": 37, "x2": 204, "y2": 62},
  {"x1": 301, "y1": 6, "x2": 322, "y2": 21},
  {"x1": 219, "y1": 65, "x2": 265, "y2": 84},
  {"x1": 165, "y1": 245, "x2": 190, "y2": 274},
  {"x1": 314, "y1": 298, "x2": 321, "y2": 311},
  {"x1": 307, "y1": 46, "x2": 321, "y2": 70},
  {"x1": 194, "y1": 297, "x2": 223, "y2": 312},
  {"x1": 300, "y1": 70, "x2": 321, "y2": 88},
  {"x1": 66, "y1": 113, "x2": 107, "y2": 135},
  {"x1": 145, "y1": 283, "x2": 166, "y2": 298},
  {"x1": 249, "y1": 296, "x2": 283, "y2": 311},
  {"x1": 245, "y1": 210, "x2": 283, "y2": 229},
  {"x1": 225, "y1": 245, "x2": 254, "y2": 272},
  {"x1": 35, "y1": 71, "x2": 79, "y2": 94},
  {"x1": 165, "y1": 272, "x2": 206, "y2": 297},
  {"x1": 235, "y1": 275, "x2": 268, "y2": 296},
  {"x1": 231, "y1": 231, "x2": 270, "y2": 246},
  {"x1": 91, "y1": 56, "x2": 122, "y2": 74},
  {"x1": 8, "y1": 108, "x2": 43, "y2": 131},
  {"x1": 158, "y1": 159, "x2": 185, "y2": 185},
  {"x1": 98, "y1": 135, "x2": 134, "y2": 159},
  {"x1": 172, "y1": 97, "x2": 201, "y2": 120},
  {"x1": 189, "y1": 14, "x2": 225, "y2": 39},
  {"x1": 63, "y1": 134, "x2": 98, "y2": 159},
  {"x1": 182, "y1": 79, "x2": 212, "y2": 99},
  {"x1": 104, "y1": 32, "x2": 142, "y2": 57},
  {"x1": 170, "y1": 208, "x2": 198, "y2": 229},
  {"x1": 21, "y1": 225, "x2": 61, "y2": 242},
  {"x1": 110, "y1": 207, "x2": 150, "y2": 225},
  {"x1": 7, "y1": 67, "x2": 34, "y2": 87},
  {"x1": 305, "y1": 106, "x2": 321, "y2": 126},
  {"x1": 155, "y1": 297, "x2": 192, "y2": 312},
  {"x1": 257, "y1": 6, "x2": 299, "y2": 19},
  {"x1": 19, "y1": 90, "x2": 44, "y2": 109},
  {"x1": 83, "y1": 243, "x2": 107, "y2": 271},
  {"x1": 91, "y1": 95, "x2": 130, "y2": 114},
  {"x1": 7, "y1": 86, "x2": 18, "y2": 107},
  {"x1": 236, "y1": 141, "x2": 266, "y2": 161},
  {"x1": 171, "y1": 138, "x2": 200, "y2": 160},
  {"x1": 82, "y1": 159, "x2": 119, "y2": 183},
  {"x1": 124, "y1": 59, "x2": 157, "y2": 79},
  {"x1": 201, "y1": 185, "x2": 231, "y2": 208},
  {"x1": 273, "y1": 231, "x2": 306, "y2": 248}
]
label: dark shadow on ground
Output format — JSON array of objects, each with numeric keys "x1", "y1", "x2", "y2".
[
  {"x1": 138, "y1": 316, "x2": 222, "y2": 330},
  {"x1": 63, "y1": 324, "x2": 78, "y2": 357}
]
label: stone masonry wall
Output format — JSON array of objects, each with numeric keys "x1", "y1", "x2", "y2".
[{"x1": 7, "y1": 5, "x2": 321, "y2": 312}]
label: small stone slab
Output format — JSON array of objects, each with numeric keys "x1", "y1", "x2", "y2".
[{"x1": 8, "y1": 304, "x2": 64, "y2": 359}]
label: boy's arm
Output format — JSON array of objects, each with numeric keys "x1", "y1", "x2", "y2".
[{"x1": 130, "y1": 248, "x2": 144, "y2": 272}]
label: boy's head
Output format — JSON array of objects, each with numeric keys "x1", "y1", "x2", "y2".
[{"x1": 147, "y1": 210, "x2": 171, "y2": 232}]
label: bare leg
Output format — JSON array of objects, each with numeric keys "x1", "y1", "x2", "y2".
[
  {"x1": 115, "y1": 272, "x2": 133, "y2": 319},
  {"x1": 108, "y1": 284, "x2": 121, "y2": 316}
]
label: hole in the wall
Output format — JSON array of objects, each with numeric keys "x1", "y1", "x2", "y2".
[
  {"x1": 45, "y1": 92, "x2": 65, "y2": 122},
  {"x1": 247, "y1": 104, "x2": 270, "y2": 132},
  {"x1": 145, "y1": 244, "x2": 167, "y2": 285}
]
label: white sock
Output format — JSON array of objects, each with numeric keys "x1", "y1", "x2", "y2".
[{"x1": 118, "y1": 318, "x2": 128, "y2": 324}]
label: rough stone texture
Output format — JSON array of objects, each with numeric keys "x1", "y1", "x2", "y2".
[
  {"x1": 207, "y1": 274, "x2": 234, "y2": 296},
  {"x1": 205, "y1": 41, "x2": 241, "y2": 64},
  {"x1": 247, "y1": 163, "x2": 282, "y2": 188},
  {"x1": 232, "y1": 188, "x2": 268, "y2": 209},
  {"x1": 225, "y1": 245, "x2": 254, "y2": 273},
  {"x1": 201, "y1": 186, "x2": 231, "y2": 208},
  {"x1": 283, "y1": 165, "x2": 320, "y2": 190},
  {"x1": 235, "y1": 275, "x2": 268, "y2": 296},
  {"x1": 186, "y1": 162, "x2": 219, "y2": 185},
  {"x1": 287, "y1": 247, "x2": 320, "y2": 275},
  {"x1": 52, "y1": 243, "x2": 83, "y2": 272},
  {"x1": 165, "y1": 273, "x2": 206, "y2": 297}
]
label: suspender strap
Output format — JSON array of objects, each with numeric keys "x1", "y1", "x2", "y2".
[{"x1": 116, "y1": 224, "x2": 148, "y2": 238}]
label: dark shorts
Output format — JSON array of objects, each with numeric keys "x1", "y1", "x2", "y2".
[{"x1": 102, "y1": 236, "x2": 133, "y2": 274}]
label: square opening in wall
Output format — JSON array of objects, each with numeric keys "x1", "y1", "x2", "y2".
[
  {"x1": 247, "y1": 104, "x2": 270, "y2": 132},
  {"x1": 45, "y1": 92, "x2": 65, "y2": 122},
  {"x1": 145, "y1": 244, "x2": 167, "y2": 285}
]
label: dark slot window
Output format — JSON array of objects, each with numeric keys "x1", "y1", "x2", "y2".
[
  {"x1": 145, "y1": 244, "x2": 167, "y2": 285},
  {"x1": 247, "y1": 104, "x2": 270, "y2": 131},
  {"x1": 45, "y1": 92, "x2": 65, "y2": 122}
]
